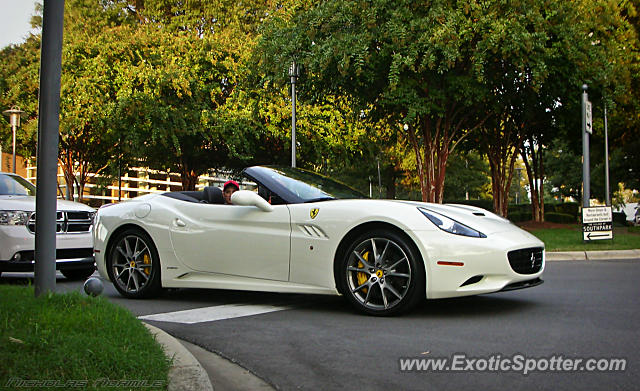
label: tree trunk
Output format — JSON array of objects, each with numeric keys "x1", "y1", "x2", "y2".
[
  {"x1": 407, "y1": 126, "x2": 428, "y2": 202},
  {"x1": 521, "y1": 138, "x2": 545, "y2": 222},
  {"x1": 59, "y1": 151, "x2": 75, "y2": 201},
  {"x1": 180, "y1": 168, "x2": 199, "y2": 191}
]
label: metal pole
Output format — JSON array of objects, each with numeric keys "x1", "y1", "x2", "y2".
[
  {"x1": 12, "y1": 123, "x2": 16, "y2": 173},
  {"x1": 291, "y1": 80, "x2": 296, "y2": 168},
  {"x1": 34, "y1": 0, "x2": 65, "y2": 297},
  {"x1": 581, "y1": 84, "x2": 590, "y2": 208},
  {"x1": 604, "y1": 104, "x2": 610, "y2": 206},
  {"x1": 290, "y1": 61, "x2": 298, "y2": 168},
  {"x1": 376, "y1": 158, "x2": 382, "y2": 198}
]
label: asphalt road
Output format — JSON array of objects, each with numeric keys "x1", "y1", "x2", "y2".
[{"x1": 2, "y1": 260, "x2": 639, "y2": 391}]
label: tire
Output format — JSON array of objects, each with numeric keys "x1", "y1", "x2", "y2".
[
  {"x1": 106, "y1": 228, "x2": 162, "y2": 299},
  {"x1": 338, "y1": 229, "x2": 425, "y2": 316},
  {"x1": 61, "y1": 267, "x2": 95, "y2": 281}
]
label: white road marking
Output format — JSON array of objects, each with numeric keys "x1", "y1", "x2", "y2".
[{"x1": 137, "y1": 303, "x2": 292, "y2": 324}]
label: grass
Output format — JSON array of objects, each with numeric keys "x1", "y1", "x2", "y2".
[
  {"x1": 0, "y1": 285, "x2": 170, "y2": 391},
  {"x1": 525, "y1": 225, "x2": 640, "y2": 251}
]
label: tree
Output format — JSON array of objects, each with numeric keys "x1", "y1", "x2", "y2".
[{"x1": 258, "y1": 0, "x2": 502, "y2": 203}]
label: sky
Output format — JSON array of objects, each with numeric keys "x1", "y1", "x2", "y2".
[{"x1": 0, "y1": 0, "x2": 39, "y2": 49}]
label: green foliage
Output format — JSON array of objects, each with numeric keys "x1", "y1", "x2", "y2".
[
  {"x1": 613, "y1": 212, "x2": 629, "y2": 227},
  {"x1": 509, "y1": 211, "x2": 533, "y2": 223},
  {"x1": 443, "y1": 151, "x2": 491, "y2": 201},
  {"x1": 544, "y1": 212, "x2": 577, "y2": 224},
  {"x1": 1, "y1": 0, "x2": 638, "y2": 204},
  {"x1": 0, "y1": 285, "x2": 169, "y2": 389},
  {"x1": 444, "y1": 199, "x2": 494, "y2": 211},
  {"x1": 547, "y1": 202, "x2": 580, "y2": 218}
]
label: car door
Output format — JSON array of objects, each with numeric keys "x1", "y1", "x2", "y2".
[{"x1": 169, "y1": 202, "x2": 291, "y2": 281}]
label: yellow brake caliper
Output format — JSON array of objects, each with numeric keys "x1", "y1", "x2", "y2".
[
  {"x1": 357, "y1": 251, "x2": 370, "y2": 293},
  {"x1": 143, "y1": 254, "x2": 151, "y2": 275}
]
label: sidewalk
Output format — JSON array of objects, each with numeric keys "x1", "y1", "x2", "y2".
[
  {"x1": 546, "y1": 249, "x2": 640, "y2": 261},
  {"x1": 145, "y1": 323, "x2": 274, "y2": 391}
]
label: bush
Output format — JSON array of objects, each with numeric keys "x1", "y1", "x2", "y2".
[
  {"x1": 613, "y1": 212, "x2": 629, "y2": 227},
  {"x1": 554, "y1": 202, "x2": 580, "y2": 217},
  {"x1": 508, "y1": 211, "x2": 533, "y2": 223},
  {"x1": 508, "y1": 203, "x2": 532, "y2": 215},
  {"x1": 545, "y1": 212, "x2": 576, "y2": 224},
  {"x1": 445, "y1": 199, "x2": 494, "y2": 210}
]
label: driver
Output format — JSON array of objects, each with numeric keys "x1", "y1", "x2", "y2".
[{"x1": 223, "y1": 180, "x2": 240, "y2": 204}]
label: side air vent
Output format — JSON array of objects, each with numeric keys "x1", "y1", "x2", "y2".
[{"x1": 298, "y1": 224, "x2": 328, "y2": 239}]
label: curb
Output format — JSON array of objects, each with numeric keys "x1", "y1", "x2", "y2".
[
  {"x1": 143, "y1": 323, "x2": 213, "y2": 391},
  {"x1": 546, "y1": 249, "x2": 640, "y2": 261}
]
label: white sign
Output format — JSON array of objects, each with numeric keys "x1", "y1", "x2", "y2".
[
  {"x1": 585, "y1": 100, "x2": 593, "y2": 134},
  {"x1": 582, "y1": 206, "x2": 613, "y2": 241}
]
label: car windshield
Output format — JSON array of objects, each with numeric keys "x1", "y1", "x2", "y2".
[
  {"x1": 256, "y1": 166, "x2": 367, "y2": 202},
  {"x1": 0, "y1": 173, "x2": 36, "y2": 196}
]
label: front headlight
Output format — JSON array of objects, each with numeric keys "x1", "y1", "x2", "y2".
[
  {"x1": 418, "y1": 208, "x2": 486, "y2": 238},
  {"x1": 0, "y1": 211, "x2": 31, "y2": 225}
]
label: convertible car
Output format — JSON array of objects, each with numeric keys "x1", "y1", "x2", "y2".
[{"x1": 94, "y1": 166, "x2": 544, "y2": 315}]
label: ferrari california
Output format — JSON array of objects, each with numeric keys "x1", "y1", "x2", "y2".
[{"x1": 93, "y1": 166, "x2": 544, "y2": 315}]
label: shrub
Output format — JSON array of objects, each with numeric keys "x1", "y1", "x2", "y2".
[
  {"x1": 508, "y1": 204, "x2": 532, "y2": 215},
  {"x1": 508, "y1": 211, "x2": 533, "y2": 223},
  {"x1": 545, "y1": 212, "x2": 576, "y2": 224},
  {"x1": 554, "y1": 202, "x2": 580, "y2": 217},
  {"x1": 445, "y1": 199, "x2": 494, "y2": 210},
  {"x1": 613, "y1": 212, "x2": 629, "y2": 227}
]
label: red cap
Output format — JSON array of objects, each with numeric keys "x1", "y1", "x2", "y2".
[{"x1": 223, "y1": 180, "x2": 240, "y2": 190}]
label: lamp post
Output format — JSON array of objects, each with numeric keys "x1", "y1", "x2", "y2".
[
  {"x1": 289, "y1": 61, "x2": 299, "y2": 168},
  {"x1": 581, "y1": 84, "x2": 591, "y2": 208},
  {"x1": 604, "y1": 103, "x2": 610, "y2": 206},
  {"x1": 2, "y1": 106, "x2": 25, "y2": 173}
]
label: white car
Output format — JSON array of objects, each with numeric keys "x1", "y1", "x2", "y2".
[
  {"x1": 94, "y1": 166, "x2": 544, "y2": 315},
  {"x1": 0, "y1": 172, "x2": 95, "y2": 280}
]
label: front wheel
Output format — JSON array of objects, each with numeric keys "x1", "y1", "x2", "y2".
[
  {"x1": 338, "y1": 230, "x2": 425, "y2": 316},
  {"x1": 107, "y1": 228, "x2": 162, "y2": 299}
]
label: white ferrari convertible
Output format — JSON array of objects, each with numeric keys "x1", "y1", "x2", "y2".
[{"x1": 94, "y1": 166, "x2": 544, "y2": 315}]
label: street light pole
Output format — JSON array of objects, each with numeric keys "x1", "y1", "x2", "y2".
[
  {"x1": 34, "y1": 0, "x2": 65, "y2": 297},
  {"x1": 581, "y1": 84, "x2": 591, "y2": 208},
  {"x1": 604, "y1": 103, "x2": 611, "y2": 206},
  {"x1": 289, "y1": 61, "x2": 299, "y2": 168},
  {"x1": 2, "y1": 106, "x2": 24, "y2": 173}
]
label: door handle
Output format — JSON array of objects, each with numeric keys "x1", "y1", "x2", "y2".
[{"x1": 174, "y1": 218, "x2": 186, "y2": 227}]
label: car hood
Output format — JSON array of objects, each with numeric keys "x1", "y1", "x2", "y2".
[
  {"x1": 0, "y1": 195, "x2": 95, "y2": 212},
  {"x1": 394, "y1": 200, "x2": 520, "y2": 236}
]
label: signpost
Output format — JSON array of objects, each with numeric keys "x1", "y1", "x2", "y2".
[{"x1": 582, "y1": 206, "x2": 613, "y2": 241}]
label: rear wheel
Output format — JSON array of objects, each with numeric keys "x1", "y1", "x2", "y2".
[
  {"x1": 338, "y1": 229, "x2": 425, "y2": 316},
  {"x1": 107, "y1": 228, "x2": 161, "y2": 299},
  {"x1": 61, "y1": 267, "x2": 95, "y2": 281}
]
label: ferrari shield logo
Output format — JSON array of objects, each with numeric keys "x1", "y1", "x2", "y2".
[{"x1": 310, "y1": 208, "x2": 319, "y2": 219}]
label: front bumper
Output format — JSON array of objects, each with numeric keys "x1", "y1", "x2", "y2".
[
  {"x1": 0, "y1": 253, "x2": 95, "y2": 272},
  {"x1": 408, "y1": 227, "x2": 545, "y2": 299},
  {"x1": 0, "y1": 225, "x2": 94, "y2": 272}
]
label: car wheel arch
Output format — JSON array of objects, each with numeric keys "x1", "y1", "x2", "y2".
[
  {"x1": 105, "y1": 223, "x2": 154, "y2": 263},
  {"x1": 105, "y1": 223, "x2": 163, "y2": 298},
  {"x1": 333, "y1": 221, "x2": 426, "y2": 296}
]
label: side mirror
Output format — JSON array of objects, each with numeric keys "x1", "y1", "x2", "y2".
[{"x1": 230, "y1": 190, "x2": 274, "y2": 212}]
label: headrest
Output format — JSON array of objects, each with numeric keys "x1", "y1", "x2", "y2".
[{"x1": 203, "y1": 186, "x2": 224, "y2": 204}]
